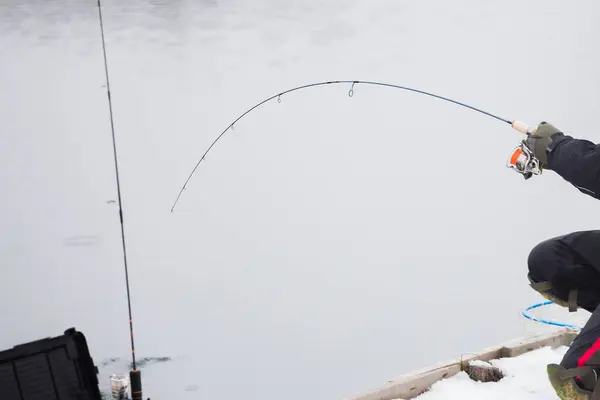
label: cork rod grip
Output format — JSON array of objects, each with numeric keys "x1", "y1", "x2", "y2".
[{"x1": 511, "y1": 120, "x2": 537, "y2": 135}]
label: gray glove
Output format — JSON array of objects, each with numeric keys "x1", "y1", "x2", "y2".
[{"x1": 522, "y1": 121, "x2": 562, "y2": 169}]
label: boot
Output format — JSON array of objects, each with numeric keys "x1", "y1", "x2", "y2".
[{"x1": 547, "y1": 364, "x2": 595, "y2": 399}]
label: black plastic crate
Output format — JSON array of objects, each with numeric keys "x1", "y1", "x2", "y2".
[{"x1": 0, "y1": 328, "x2": 102, "y2": 400}]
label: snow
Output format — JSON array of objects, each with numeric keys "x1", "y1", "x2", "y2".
[
  {"x1": 468, "y1": 359, "x2": 494, "y2": 368},
  {"x1": 411, "y1": 345, "x2": 569, "y2": 400}
]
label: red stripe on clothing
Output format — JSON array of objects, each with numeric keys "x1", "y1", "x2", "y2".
[{"x1": 578, "y1": 338, "x2": 600, "y2": 367}]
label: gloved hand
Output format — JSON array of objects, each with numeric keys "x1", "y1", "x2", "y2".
[{"x1": 522, "y1": 121, "x2": 563, "y2": 169}]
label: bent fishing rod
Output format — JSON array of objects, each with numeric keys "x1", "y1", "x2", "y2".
[
  {"x1": 96, "y1": 0, "x2": 144, "y2": 398},
  {"x1": 170, "y1": 80, "x2": 540, "y2": 212}
]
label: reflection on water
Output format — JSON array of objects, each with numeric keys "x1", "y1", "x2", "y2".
[{"x1": 0, "y1": 0, "x2": 221, "y2": 48}]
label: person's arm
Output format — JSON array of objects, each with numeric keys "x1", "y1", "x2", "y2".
[{"x1": 547, "y1": 132, "x2": 600, "y2": 199}]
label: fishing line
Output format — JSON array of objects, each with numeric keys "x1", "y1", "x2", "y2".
[
  {"x1": 170, "y1": 80, "x2": 533, "y2": 212},
  {"x1": 96, "y1": 0, "x2": 143, "y2": 398}
]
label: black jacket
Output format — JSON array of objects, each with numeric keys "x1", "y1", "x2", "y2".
[
  {"x1": 546, "y1": 132, "x2": 600, "y2": 271},
  {"x1": 548, "y1": 132, "x2": 600, "y2": 200}
]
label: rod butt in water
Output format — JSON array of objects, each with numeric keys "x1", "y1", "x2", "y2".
[{"x1": 130, "y1": 370, "x2": 143, "y2": 400}]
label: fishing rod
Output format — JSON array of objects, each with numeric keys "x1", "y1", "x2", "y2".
[
  {"x1": 170, "y1": 80, "x2": 540, "y2": 212},
  {"x1": 95, "y1": 0, "x2": 143, "y2": 399}
]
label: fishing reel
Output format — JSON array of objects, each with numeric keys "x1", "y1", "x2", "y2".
[{"x1": 506, "y1": 141, "x2": 542, "y2": 180}]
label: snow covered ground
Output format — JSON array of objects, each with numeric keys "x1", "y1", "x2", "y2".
[{"x1": 413, "y1": 345, "x2": 568, "y2": 400}]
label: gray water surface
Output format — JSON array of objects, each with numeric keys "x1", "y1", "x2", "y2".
[{"x1": 1, "y1": 1, "x2": 600, "y2": 399}]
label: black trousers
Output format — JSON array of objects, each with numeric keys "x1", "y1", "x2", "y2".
[{"x1": 527, "y1": 230, "x2": 600, "y2": 370}]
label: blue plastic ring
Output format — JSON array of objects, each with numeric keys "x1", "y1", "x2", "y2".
[{"x1": 521, "y1": 301, "x2": 583, "y2": 330}]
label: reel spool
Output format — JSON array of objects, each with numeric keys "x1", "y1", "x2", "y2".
[{"x1": 507, "y1": 142, "x2": 542, "y2": 179}]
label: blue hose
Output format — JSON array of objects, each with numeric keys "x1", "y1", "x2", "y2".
[{"x1": 522, "y1": 301, "x2": 583, "y2": 330}]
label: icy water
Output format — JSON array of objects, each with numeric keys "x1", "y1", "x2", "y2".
[{"x1": 1, "y1": 1, "x2": 600, "y2": 399}]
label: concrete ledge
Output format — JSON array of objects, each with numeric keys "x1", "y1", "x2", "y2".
[
  {"x1": 500, "y1": 329, "x2": 578, "y2": 358},
  {"x1": 346, "y1": 328, "x2": 578, "y2": 400}
]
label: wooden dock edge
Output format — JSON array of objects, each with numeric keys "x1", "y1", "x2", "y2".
[{"x1": 346, "y1": 328, "x2": 579, "y2": 400}]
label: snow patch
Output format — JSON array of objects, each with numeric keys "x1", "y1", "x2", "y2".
[
  {"x1": 410, "y1": 345, "x2": 569, "y2": 399},
  {"x1": 468, "y1": 360, "x2": 494, "y2": 368}
]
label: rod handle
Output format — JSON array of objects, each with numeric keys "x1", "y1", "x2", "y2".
[
  {"x1": 511, "y1": 120, "x2": 537, "y2": 135},
  {"x1": 130, "y1": 370, "x2": 143, "y2": 400}
]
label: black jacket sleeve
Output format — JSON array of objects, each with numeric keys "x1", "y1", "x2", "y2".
[{"x1": 547, "y1": 132, "x2": 600, "y2": 200}]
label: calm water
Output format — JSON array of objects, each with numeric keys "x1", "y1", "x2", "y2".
[{"x1": 1, "y1": 1, "x2": 599, "y2": 399}]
